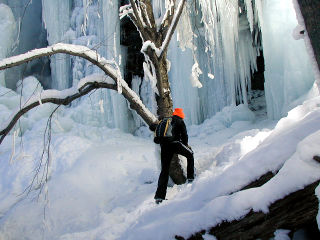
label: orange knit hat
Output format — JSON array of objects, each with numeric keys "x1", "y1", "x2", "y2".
[{"x1": 173, "y1": 108, "x2": 185, "y2": 119}]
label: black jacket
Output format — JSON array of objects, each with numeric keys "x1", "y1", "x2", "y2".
[{"x1": 171, "y1": 115, "x2": 188, "y2": 145}]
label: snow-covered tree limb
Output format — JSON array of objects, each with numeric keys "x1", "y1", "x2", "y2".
[
  {"x1": 158, "y1": 0, "x2": 186, "y2": 59},
  {"x1": 159, "y1": 0, "x2": 176, "y2": 35},
  {"x1": 128, "y1": 0, "x2": 150, "y2": 41},
  {"x1": 0, "y1": 80, "x2": 113, "y2": 144},
  {"x1": 139, "y1": 0, "x2": 156, "y2": 30},
  {"x1": 0, "y1": 44, "x2": 158, "y2": 144},
  {"x1": 0, "y1": 43, "x2": 119, "y2": 78}
]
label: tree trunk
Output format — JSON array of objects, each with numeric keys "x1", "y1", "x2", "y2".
[
  {"x1": 126, "y1": 0, "x2": 188, "y2": 184},
  {"x1": 154, "y1": 54, "x2": 173, "y2": 118},
  {"x1": 154, "y1": 52, "x2": 186, "y2": 184},
  {"x1": 297, "y1": 0, "x2": 320, "y2": 70}
]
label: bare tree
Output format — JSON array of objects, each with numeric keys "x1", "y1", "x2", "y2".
[{"x1": 0, "y1": 0, "x2": 188, "y2": 183}]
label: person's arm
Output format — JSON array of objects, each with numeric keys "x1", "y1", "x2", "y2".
[{"x1": 180, "y1": 120, "x2": 188, "y2": 145}]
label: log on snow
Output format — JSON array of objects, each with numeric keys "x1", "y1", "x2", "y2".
[{"x1": 176, "y1": 180, "x2": 320, "y2": 240}]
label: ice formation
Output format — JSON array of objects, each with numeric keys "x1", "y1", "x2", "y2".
[
  {"x1": 0, "y1": 0, "x2": 318, "y2": 130},
  {"x1": 0, "y1": 4, "x2": 16, "y2": 87},
  {"x1": 42, "y1": 0, "x2": 71, "y2": 90},
  {"x1": 260, "y1": 0, "x2": 315, "y2": 119}
]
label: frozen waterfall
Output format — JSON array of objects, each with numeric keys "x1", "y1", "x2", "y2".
[
  {"x1": 42, "y1": 0, "x2": 71, "y2": 90},
  {"x1": 0, "y1": 0, "x2": 318, "y2": 132},
  {"x1": 260, "y1": 0, "x2": 315, "y2": 119}
]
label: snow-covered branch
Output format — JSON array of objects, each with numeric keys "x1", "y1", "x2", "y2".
[
  {"x1": 0, "y1": 43, "x2": 118, "y2": 80},
  {"x1": 128, "y1": 0, "x2": 149, "y2": 40},
  {"x1": 0, "y1": 76, "x2": 116, "y2": 144},
  {"x1": 0, "y1": 44, "x2": 158, "y2": 144},
  {"x1": 158, "y1": 0, "x2": 186, "y2": 59}
]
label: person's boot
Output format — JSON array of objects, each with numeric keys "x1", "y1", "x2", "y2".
[
  {"x1": 155, "y1": 198, "x2": 163, "y2": 204},
  {"x1": 187, "y1": 178, "x2": 194, "y2": 184}
]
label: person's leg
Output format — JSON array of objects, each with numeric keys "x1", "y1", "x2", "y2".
[
  {"x1": 155, "y1": 145, "x2": 174, "y2": 200},
  {"x1": 172, "y1": 142, "x2": 194, "y2": 180}
]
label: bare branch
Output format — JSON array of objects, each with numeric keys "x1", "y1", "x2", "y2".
[
  {"x1": 139, "y1": 0, "x2": 156, "y2": 30},
  {"x1": 0, "y1": 81, "x2": 115, "y2": 144},
  {"x1": 159, "y1": 0, "x2": 186, "y2": 59},
  {"x1": 159, "y1": 0, "x2": 176, "y2": 36},
  {"x1": 129, "y1": 0, "x2": 150, "y2": 41}
]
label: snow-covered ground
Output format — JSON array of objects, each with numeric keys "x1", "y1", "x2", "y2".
[{"x1": 0, "y1": 80, "x2": 320, "y2": 240}]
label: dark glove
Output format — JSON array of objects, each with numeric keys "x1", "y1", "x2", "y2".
[{"x1": 154, "y1": 136, "x2": 160, "y2": 144}]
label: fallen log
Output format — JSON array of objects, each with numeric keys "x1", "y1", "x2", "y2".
[
  {"x1": 210, "y1": 180, "x2": 320, "y2": 240},
  {"x1": 176, "y1": 156, "x2": 320, "y2": 240},
  {"x1": 176, "y1": 180, "x2": 320, "y2": 240}
]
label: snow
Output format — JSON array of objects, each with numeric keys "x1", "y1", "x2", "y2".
[
  {"x1": 274, "y1": 229, "x2": 291, "y2": 240},
  {"x1": 1, "y1": 78, "x2": 320, "y2": 239},
  {"x1": 0, "y1": 0, "x2": 320, "y2": 239}
]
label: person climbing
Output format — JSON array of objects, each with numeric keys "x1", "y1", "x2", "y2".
[{"x1": 152, "y1": 108, "x2": 194, "y2": 204}]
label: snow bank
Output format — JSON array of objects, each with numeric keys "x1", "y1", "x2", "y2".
[{"x1": 117, "y1": 97, "x2": 320, "y2": 240}]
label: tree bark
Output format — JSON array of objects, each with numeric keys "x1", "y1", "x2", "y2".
[
  {"x1": 297, "y1": 0, "x2": 320, "y2": 70},
  {"x1": 176, "y1": 180, "x2": 320, "y2": 240},
  {"x1": 209, "y1": 180, "x2": 320, "y2": 240}
]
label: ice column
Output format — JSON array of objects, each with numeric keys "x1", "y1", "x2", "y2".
[
  {"x1": 168, "y1": 37, "x2": 202, "y2": 125},
  {"x1": 167, "y1": 0, "x2": 258, "y2": 123},
  {"x1": 0, "y1": 4, "x2": 16, "y2": 87},
  {"x1": 100, "y1": 0, "x2": 134, "y2": 132},
  {"x1": 260, "y1": 0, "x2": 315, "y2": 119},
  {"x1": 42, "y1": 0, "x2": 71, "y2": 90}
]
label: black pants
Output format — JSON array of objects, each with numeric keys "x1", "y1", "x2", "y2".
[{"x1": 155, "y1": 141, "x2": 194, "y2": 200}]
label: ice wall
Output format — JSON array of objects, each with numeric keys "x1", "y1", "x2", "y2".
[
  {"x1": 0, "y1": 0, "x2": 50, "y2": 90},
  {"x1": 99, "y1": 0, "x2": 135, "y2": 132},
  {"x1": 169, "y1": 0, "x2": 316, "y2": 122},
  {"x1": 2, "y1": 0, "x2": 315, "y2": 133},
  {"x1": 66, "y1": 0, "x2": 134, "y2": 132},
  {"x1": 260, "y1": 0, "x2": 315, "y2": 119},
  {"x1": 168, "y1": 38, "x2": 202, "y2": 125},
  {"x1": 42, "y1": 0, "x2": 71, "y2": 90},
  {"x1": 0, "y1": 4, "x2": 16, "y2": 87},
  {"x1": 163, "y1": 0, "x2": 259, "y2": 124}
]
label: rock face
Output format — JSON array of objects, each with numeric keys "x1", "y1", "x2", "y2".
[{"x1": 297, "y1": 0, "x2": 320, "y2": 71}]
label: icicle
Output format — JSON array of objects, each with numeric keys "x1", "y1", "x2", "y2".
[
  {"x1": 9, "y1": 129, "x2": 20, "y2": 164},
  {"x1": 113, "y1": 32, "x2": 117, "y2": 58},
  {"x1": 38, "y1": 91, "x2": 43, "y2": 105},
  {"x1": 99, "y1": 99, "x2": 105, "y2": 113},
  {"x1": 190, "y1": 61, "x2": 203, "y2": 88},
  {"x1": 244, "y1": 0, "x2": 254, "y2": 32}
]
